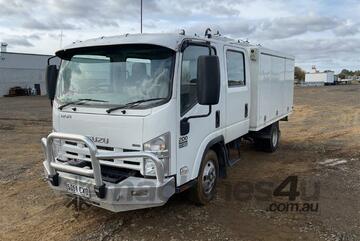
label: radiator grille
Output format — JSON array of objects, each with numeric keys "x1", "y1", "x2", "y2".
[{"x1": 56, "y1": 140, "x2": 142, "y2": 171}]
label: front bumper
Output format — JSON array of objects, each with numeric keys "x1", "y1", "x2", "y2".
[{"x1": 41, "y1": 132, "x2": 175, "y2": 212}]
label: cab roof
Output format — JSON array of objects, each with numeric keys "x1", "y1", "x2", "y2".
[
  {"x1": 57, "y1": 33, "x2": 187, "y2": 54},
  {"x1": 56, "y1": 32, "x2": 294, "y2": 60}
]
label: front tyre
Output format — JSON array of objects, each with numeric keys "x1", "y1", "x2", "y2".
[{"x1": 189, "y1": 150, "x2": 219, "y2": 205}]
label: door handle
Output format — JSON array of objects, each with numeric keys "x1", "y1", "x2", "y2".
[
  {"x1": 215, "y1": 110, "x2": 220, "y2": 128},
  {"x1": 245, "y1": 104, "x2": 248, "y2": 118}
]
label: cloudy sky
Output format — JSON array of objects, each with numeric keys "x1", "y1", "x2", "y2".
[{"x1": 0, "y1": 0, "x2": 359, "y2": 72}]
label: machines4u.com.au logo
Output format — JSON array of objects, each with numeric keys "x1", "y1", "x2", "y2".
[{"x1": 223, "y1": 175, "x2": 320, "y2": 213}]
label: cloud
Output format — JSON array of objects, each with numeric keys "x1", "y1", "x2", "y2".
[
  {"x1": 0, "y1": 1, "x2": 30, "y2": 16},
  {"x1": 185, "y1": 20, "x2": 256, "y2": 38},
  {"x1": 333, "y1": 21, "x2": 360, "y2": 36},
  {"x1": 263, "y1": 37, "x2": 360, "y2": 71},
  {"x1": 0, "y1": 33, "x2": 42, "y2": 47},
  {"x1": 1, "y1": 37, "x2": 34, "y2": 47},
  {"x1": 46, "y1": 0, "x2": 139, "y2": 27},
  {"x1": 22, "y1": 19, "x2": 77, "y2": 30},
  {"x1": 253, "y1": 15, "x2": 340, "y2": 40},
  {"x1": 27, "y1": 34, "x2": 41, "y2": 40},
  {"x1": 154, "y1": 0, "x2": 242, "y2": 16},
  {"x1": 0, "y1": 0, "x2": 359, "y2": 71},
  {"x1": 0, "y1": 0, "x2": 134, "y2": 31}
]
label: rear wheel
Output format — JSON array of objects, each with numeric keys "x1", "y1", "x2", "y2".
[
  {"x1": 254, "y1": 122, "x2": 280, "y2": 153},
  {"x1": 189, "y1": 150, "x2": 219, "y2": 205}
]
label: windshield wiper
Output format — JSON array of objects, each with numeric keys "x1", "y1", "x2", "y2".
[
  {"x1": 106, "y1": 98, "x2": 166, "y2": 114},
  {"x1": 58, "y1": 98, "x2": 108, "y2": 110}
]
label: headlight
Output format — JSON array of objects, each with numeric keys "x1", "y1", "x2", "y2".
[{"x1": 143, "y1": 132, "x2": 170, "y2": 177}]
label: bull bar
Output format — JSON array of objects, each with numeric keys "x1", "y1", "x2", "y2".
[{"x1": 41, "y1": 132, "x2": 174, "y2": 211}]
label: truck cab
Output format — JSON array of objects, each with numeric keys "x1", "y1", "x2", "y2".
[{"x1": 42, "y1": 32, "x2": 294, "y2": 212}]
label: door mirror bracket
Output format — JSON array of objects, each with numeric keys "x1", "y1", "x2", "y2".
[{"x1": 180, "y1": 105, "x2": 212, "y2": 136}]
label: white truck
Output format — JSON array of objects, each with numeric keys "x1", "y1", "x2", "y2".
[
  {"x1": 305, "y1": 71, "x2": 335, "y2": 85},
  {"x1": 42, "y1": 31, "x2": 294, "y2": 212}
]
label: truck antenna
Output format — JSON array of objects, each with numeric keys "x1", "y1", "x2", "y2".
[
  {"x1": 140, "y1": 0, "x2": 143, "y2": 33},
  {"x1": 60, "y1": 29, "x2": 63, "y2": 48}
]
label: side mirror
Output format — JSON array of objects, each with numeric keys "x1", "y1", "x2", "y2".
[
  {"x1": 180, "y1": 55, "x2": 221, "y2": 136},
  {"x1": 46, "y1": 65, "x2": 58, "y2": 101},
  {"x1": 197, "y1": 55, "x2": 220, "y2": 105}
]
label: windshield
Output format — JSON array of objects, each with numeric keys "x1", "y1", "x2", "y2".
[{"x1": 55, "y1": 44, "x2": 175, "y2": 108}]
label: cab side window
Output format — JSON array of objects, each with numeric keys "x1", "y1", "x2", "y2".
[
  {"x1": 226, "y1": 50, "x2": 246, "y2": 87},
  {"x1": 181, "y1": 45, "x2": 214, "y2": 116}
]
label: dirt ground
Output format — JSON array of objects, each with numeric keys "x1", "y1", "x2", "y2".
[{"x1": 0, "y1": 85, "x2": 359, "y2": 241}]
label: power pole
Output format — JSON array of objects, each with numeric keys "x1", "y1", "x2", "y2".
[{"x1": 140, "y1": 0, "x2": 143, "y2": 33}]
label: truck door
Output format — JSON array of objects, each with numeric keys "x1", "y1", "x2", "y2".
[
  {"x1": 224, "y1": 46, "x2": 250, "y2": 142},
  {"x1": 176, "y1": 43, "x2": 224, "y2": 186}
]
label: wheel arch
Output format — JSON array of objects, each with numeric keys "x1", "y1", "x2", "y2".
[
  {"x1": 191, "y1": 135, "x2": 227, "y2": 180},
  {"x1": 250, "y1": 121, "x2": 280, "y2": 139}
]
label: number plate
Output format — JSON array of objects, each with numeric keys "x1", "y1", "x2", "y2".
[{"x1": 66, "y1": 183, "x2": 90, "y2": 198}]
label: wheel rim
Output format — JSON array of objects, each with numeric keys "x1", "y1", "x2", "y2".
[
  {"x1": 202, "y1": 160, "x2": 216, "y2": 194},
  {"x1": 272, "y1": 129, "x2": 278, "y2": 147}
]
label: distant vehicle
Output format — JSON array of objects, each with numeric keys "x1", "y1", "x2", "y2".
[
  {"x1": 41, "y1": 31, "x2": 294, "y2": 212},
  {"x1": 336, "y1": 77, "x2": 354, "y2": 85}
]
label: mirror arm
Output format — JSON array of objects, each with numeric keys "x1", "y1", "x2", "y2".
[
  {"x1": 47, "y1": 56, "x2": 57, "y2": 66},
  {"x1": 184, "y1": 105, "x2": 212, "y2": 122},
  {"x1": 180, "y1": 105, "x2": 212, "y2": 136}
]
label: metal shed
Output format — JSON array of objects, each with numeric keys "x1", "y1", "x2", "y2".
[{"x1": 0, "y1": 43, "x2": 60, "y2": 96}]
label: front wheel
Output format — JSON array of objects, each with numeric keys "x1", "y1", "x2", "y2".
[{"x1": 188, "y1": 150, "x2": 219, "y2": 205}]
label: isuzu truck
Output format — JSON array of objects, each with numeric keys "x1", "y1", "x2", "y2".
[{"x1": 42, "y1": 30, "x2": 294, "y2": 212}]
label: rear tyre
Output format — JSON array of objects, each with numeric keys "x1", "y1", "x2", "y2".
[
  {"x1": 188, "y1": 150, "x2": 219, "y2": 205},
  {"x1": 265, "y1": 122, "x2": 280, "y2": 152},
  {"x1": 254, "y1": 122, "x2": 280, "y2": 153}
]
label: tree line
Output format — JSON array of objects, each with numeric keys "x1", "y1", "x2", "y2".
[
  {"x1": 337, "y1": 69, "x2": 360, "y2": 79},
  {"x1": 295, "y1": 67, "x2": 360, "y2": 81}
]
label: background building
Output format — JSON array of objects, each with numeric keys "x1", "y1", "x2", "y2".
[
  {"x1": 0, "y1": 43, "x2": 60, "y2": 96},
  {"x1": 304, "y1": 66, "x2": 335, "y2": 86}
]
